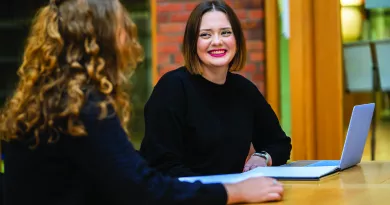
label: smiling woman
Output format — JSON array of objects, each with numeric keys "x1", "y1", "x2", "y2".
[
  {"x1": 140, "y1": 0, "x2": 292, "y2": 179},
  {"x1": 181, "y1": 1, "x2": 246, "y2": 79}
]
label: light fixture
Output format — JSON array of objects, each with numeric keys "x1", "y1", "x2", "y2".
[
  {"x1": 340, "y1": 0, "x2": 364, "y2": 6},
  {"x1": 340, "y1": 0, "x2": 364, "y2": 42}
]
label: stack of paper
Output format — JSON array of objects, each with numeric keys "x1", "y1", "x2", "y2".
[
  {"x1": 179, "y1": 171, "x2": 263, "y2": 184},
  {"x1": 178, "y1": 166, "x2": 339, "y2": 184}
]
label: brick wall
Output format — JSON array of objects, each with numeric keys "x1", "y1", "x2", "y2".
[{"x1": 156, "y1": 0, "x2": 265, "y2": 93}]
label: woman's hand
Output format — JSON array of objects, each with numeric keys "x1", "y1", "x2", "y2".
[
  {"x1": 243, "y1": 155, "x2": 267, "y2": 172},
  {"x1": 224, "y1": 177, "x2": 284, "y2": 204}
]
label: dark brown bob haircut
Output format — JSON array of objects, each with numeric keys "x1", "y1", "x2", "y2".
[{"x1": 182, "y1": 0, "x2": 247, "y2": 74}]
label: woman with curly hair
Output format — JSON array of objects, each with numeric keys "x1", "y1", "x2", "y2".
[{"x1": 0, "y1": 0, "x2": 284, "y2": 204}]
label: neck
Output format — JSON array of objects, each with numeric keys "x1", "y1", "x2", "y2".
[{"x1": 201, "y1": 65, "x2": 228, "y2": 85}]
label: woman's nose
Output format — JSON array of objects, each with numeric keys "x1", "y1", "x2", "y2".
[{"x1": 211, "y1": 35, "x2": 223, "y2": 45}]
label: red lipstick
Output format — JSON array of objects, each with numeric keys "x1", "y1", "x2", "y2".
[{"x1": 208, "y1": 49, "x2": 227, "y2": 57}]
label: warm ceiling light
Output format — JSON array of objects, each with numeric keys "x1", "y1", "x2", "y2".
[
  {"x1": 340, "y1": 0, "x2": 364, "y2": 6},
  {"x1": 341, "y1": 6, "x2": 364, "y2": 42}
]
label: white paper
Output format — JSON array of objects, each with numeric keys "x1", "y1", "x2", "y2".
[
  {"x1": 245, "y1": 166, "x2": 339, "y2": 179},
  {"x1": 179, "y1": 171, "x2": 264, "y2": 184},
  {"x1": 178, "y1": 166, "x2": 339, "y2": 184}
]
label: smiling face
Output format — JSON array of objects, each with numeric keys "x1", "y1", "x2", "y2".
[{"x1": 197, "y1": 11, "x2": 237, "y2": 73}]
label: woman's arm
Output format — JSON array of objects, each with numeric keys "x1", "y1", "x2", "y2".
[
  {"x1": 251, "y1": 87, "x2": 292, "y2": 166},
  {"x1": 139, "y1": 73, "x2": 198, "y2": 177}
]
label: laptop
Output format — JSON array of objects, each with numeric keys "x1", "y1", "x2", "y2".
[{"x1": 284, "y1": 103, "x2": 375, "y2": 170}]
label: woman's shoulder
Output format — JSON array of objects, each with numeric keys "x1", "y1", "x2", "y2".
[
  {"x1": 229, "y1": 72, "x2": 260, "y2": 93},
  {"x1": 154, "y1": 66, "x2": 191, "y2": 90},
  {"x1": 158, "y1": 66, "x2": 189, "y2": 83},
  {"x1": 146, "y1": 67, "x2": 191, "y2": 108}
]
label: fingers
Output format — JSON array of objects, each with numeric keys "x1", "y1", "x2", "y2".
[
  {"x1": 269, "y1": 184, "x2": 284, "y2": 192},
  {"x1": 243, "y1": 165, "x2": 250, "y2": 172},
  {"x1": 266, "y1": 193, "x2": 282, "y2": 201},
  {"x1": 243, "y1": 164, "x2": 263, "y2": 172},
  {"x1": 265, "y1": 184, "x2": 284, "y2": 202}
]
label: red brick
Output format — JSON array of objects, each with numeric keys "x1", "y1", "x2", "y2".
[
  {"x1": 228, "y1": 0, "x2": 244, "y2": 9},
  {"x1": 159, "y1": 23, "x2": 186, "y2": 33},
  {"x1": 224, "y1": 0, "x2": 234, "y2": 6},
  {"x1": 174, "y1": 54, "x2": 184, "y2": 64},
  {"x1": 158, "y1": 13, "x2": 170, "y2": 23},
  {"x1": 246, "y1": 40, "x2": 264, "y2": 51},
  {"x1": 157, "y1": 35, "x2": 183, "y2": 44},
  {"x1": 158, "y1": 44, "x2": 180, "y2": 53},
  {"x1": 234, "y1": 10, "x2": 247, "y2": 19},
  {"x1": 241, "y1": 21, "x2": 258, "y2": 29},
  {"x1": 185, "y1": 2, "x2": 199, "y2": 11},
  {"x1": 243, "y1": 31, "x2": 249, "y2": 39},
  {"x1": 252, "y1": 73, "x2": 264, "y2": 82},
  {"x1": 159, "y1": 64, "x2": 182, "y2": 76},
  {"x1": 248, "y1": 10, "x2": 264, "y2": 20},
  {"x1": 243, "y1": 63, "x2": 256, "y2": 72},
  {"x1": 171, "y1": 12, "x2": 191, "y2": 22},
  {"x1": 245, "y1": 29, "x2": 263, "y2": 40},
  {"x1": 158, "y1": 3, "x2": 184, "y2": 12},
  {"x1": 158, "y1": 53, "x2": 171, "y2": 64},
  {"x1": 250, "y1": 52, "x2": 264, "y2": 62},
  {"x1": 240, "y1": 0, "x2": 263, "y2": 8},
  {"x1": 247, "y1": 21, "x2": 263, "y2": 30},
  {"x1": 259, "y1": 63, "x2": 264, "y2": 72}
]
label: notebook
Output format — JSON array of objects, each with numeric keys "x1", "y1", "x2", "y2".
[{"x1": 179, "y1": 166, "x2": 340, "y2": 183}]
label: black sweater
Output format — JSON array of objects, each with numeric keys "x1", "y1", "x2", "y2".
[
  {"x1": 140, "y1": 67, "x2": 292, "y2": 177},
  {"x1": 2, "y1": 93, "x2": 227, "y2": 205}
]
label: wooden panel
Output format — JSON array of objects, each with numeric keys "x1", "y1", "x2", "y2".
[
  {"x1": 313, "y1": 0, "x2": 344, "y2": 159},
  {"x1": 289, "y1": 0, "x2": 316, "y2": 160},
  {"x1": 290, "y1": 0, "x2": 344, "y2": 160},
  {"x1": 150, "y1": 0, "x2": 158, "y2": 85},
  {"x1": 265, "y1": 0, "x2": 280, "y2": 118}
]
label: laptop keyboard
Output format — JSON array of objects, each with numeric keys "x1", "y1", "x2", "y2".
[{"x1": 305, "y1": 160, "x2": 340, "y2": 167}]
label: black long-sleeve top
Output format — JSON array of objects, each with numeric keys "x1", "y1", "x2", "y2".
[
  {"x1": 2, "y1": 93, "x2": 227, "y2": 205},
  {"x1": 139, "y1": 67, "x2": 292, "y2": 177}
]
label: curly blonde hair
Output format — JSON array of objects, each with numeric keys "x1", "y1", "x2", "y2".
[{"x1": 0, "y1": 0, "x2": 143, "y2": 146}]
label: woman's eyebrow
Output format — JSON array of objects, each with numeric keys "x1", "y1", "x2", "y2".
[{"x1": 199, "y1": 27, "x2": 232, "y2": 31}]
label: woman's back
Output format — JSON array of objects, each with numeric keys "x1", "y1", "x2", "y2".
[
  {"x1": 3, "y1": 132, "x2": 90, "y2": 204},
  {"x1": 1, "y1": 0, "x2": 144, "y2": 202},
  {"x1": 3, "y1": 93, "x2": 118, "y2": 204}
]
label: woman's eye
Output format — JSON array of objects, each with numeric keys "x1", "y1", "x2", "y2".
[
  {"x1": 221, "y1": 31, "x2": 232, "y2": 36},
  {"x1": 199, "y1": 33, "x2": 211, "y2": 38}
]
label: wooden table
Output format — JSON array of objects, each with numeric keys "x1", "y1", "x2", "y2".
[{"x1": 255, "y1": 162, "x2": 390, "y2": 205}]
